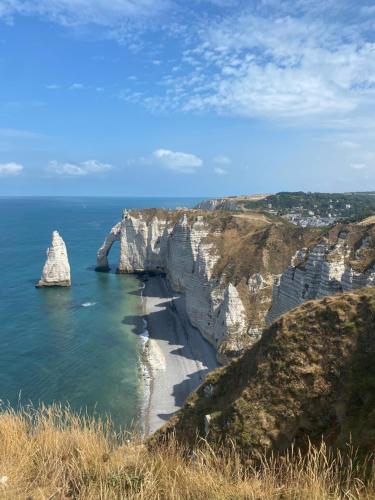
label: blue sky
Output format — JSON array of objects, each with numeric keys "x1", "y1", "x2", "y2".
[{"x1": 0, "y1": 0, "x2": 375, "y2": 196}]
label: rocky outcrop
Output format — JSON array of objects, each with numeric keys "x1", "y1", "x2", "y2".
[
  {"x1": 98, "y1": 210, "x2": 375, "y2": 362},
  {"x1": 268, "y1": 225, "x2": 375, "y2": 323},
  {"x1": 195, "y1": 194, "x2": 269, "y2": 212},
  {"x1": 37, "y1": 231, "x2": 71, "y2": 287},
  {"x1": 97, "y1": 209, "x2": 316, "y2": 361},
  {"x1": 114, "y1": 210, "x2": 228, "y2": 357},
  {"x1": 96, "y1": 222, "x2": 122, "y2": 271},
  {"x1": 215, "y1": 284, "x2": 248, "y2": 359},
  {"x1": 195, "y1": 198, "x2": 239, "y2": 211}
]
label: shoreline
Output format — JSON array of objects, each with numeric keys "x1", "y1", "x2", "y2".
[
  {"x1": 139, "y1": 273, "x2": 218, "y2": 436},
  {"x1": 138, "y1": 279, "x2": 153, "y2": 436}
]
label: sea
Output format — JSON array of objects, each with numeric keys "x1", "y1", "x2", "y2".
[{"x1": 0, "y1": 197, "x2": 201, "y2": 429}]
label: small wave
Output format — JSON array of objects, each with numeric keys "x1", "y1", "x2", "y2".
[
  {"x1": 138, "y1": 318, "x2": 151, "y2": 435},
  {"x1": 139, "y1": 328, "x2": 149, "y2": 347},
  {"x1": 81, "y1": 302, "x2": 97, "y2": 308}
]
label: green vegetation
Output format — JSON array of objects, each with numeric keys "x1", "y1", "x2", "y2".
[
  {"x1": 156, "y1": 289, "x2": 375, "y2": 458},
  {"x1": 242, "y1": 191, "x2": 375, "y2": 221}
]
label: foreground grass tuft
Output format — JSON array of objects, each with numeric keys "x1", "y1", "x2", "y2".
[{"x1": 0, "y1": 405, "x2": 375, "y2": 499}]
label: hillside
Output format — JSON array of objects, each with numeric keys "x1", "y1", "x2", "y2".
[
  {"x1": 196, "y1": 191, "x2": 375, "y2": 226},
  {"x1": 1, "y1": 404, "x2": 375, "y2": 499},
  {"x1": 155, "y1": 289, "x2": 375, "y2": 457}
]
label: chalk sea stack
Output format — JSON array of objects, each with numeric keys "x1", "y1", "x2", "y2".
[{"x1": 36, "y1": 231, "x2": 71, "y2": 287}]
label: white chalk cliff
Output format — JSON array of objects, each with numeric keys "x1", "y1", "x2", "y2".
[
  {"x1": 97, "y1": 211, "x2": 375, "y2": 362},
  {"x1": 98, "y1": 210, "x2": 247, "y2": 362},
  {"x1": 195, "y1": 198, "x2": 239, "y2": 211},
  {"x1": 96, "y1": 222, "x2": 122, "y2": 271},
  {"x1": 268, "y1": 231, "x2": 375, "y2": 323},
  {"x1": 37, "y1": 231, "x2": 71, "y2": 287}
]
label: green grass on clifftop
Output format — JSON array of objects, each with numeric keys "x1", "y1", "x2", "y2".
[{"x1": 155, "y1": 289, "x2": 375, "y2": 458}]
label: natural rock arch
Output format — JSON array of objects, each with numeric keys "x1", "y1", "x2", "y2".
[{"x1": 95, "y1": 222, "x2": 122, "y2": 271}]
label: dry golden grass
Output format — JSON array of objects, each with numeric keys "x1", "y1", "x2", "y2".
[
  {"x1": 0, "y1": 405, "x2": 375, "y2": 499},
  {"x1": 357, "y1": 215, "x2": 375, "y2": 226}
]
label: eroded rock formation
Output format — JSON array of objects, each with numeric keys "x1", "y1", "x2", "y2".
[
  {"x1": 97, "y1": 209, "x2": 316, "y2": 362},
  {"x1": 37, "y1": 231, "x2": 71, "y2": 287},
  {"x1": 195, "y1": 198, "x2": 239, "y2": 211},
  {"x1": 97, "y1": 210, "x2": 375, "y2": 362},
  {"x1": 268, "y1": 224, "x2": 375, "y2": 323},
  {"x1": 96, "y1": 222, "x2": 122, "y2": 271}
]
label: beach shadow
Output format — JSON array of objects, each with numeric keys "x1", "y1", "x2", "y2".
[
  {"x1": 156, "y1": 369, "x2": 210, "y2": 423},
  {"x1": 127, "y1": 273, "x2": 171, "y2": 298},
  {"x1": 121, "y1": 314, "x2": 144, "y2": 335},
  {"x1": 171, "y1": 369, "x2": 209, "y2": 407},
  {"x1": 123, "y1": 273, "x2": 218, "y2": 417},
  {"x1": 142, "y1": 295, "x2": 217, "y2": 368}
]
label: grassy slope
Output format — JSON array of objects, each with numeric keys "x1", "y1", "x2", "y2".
[
  {"x1": 1, "y1": 405, "x2": 375, "y2": 499},
  {"x1": 155, "y1": 289, "x2": 375, "y2": 457}
]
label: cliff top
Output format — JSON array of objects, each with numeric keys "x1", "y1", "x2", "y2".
[
  {"x1": 196, "y1": 191, "x2": 375, "y2": 224},
  {"x1": 124, "y1": 207, "x2": 276, "y2": 226},
  {"x1": 358, "y1": 215, "x2": 375, "y2": 226},
  {"x1": 123, "y1": 207, "x2": 318, "y2": 279},
  {"x1": 154, "y1": 288, "x2": 375, "y2": 457},
  {"x1": 122, "y1": 207, "x2": 375, "y2": 284}
]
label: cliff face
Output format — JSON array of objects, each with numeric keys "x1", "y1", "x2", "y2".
[
  {"x1": 195, "y1": 198, "x2": 239, "y2": 211},
  {"x1": 97, "y1": 210, "x2": 375, "y2": 362},
  {"x1": 268, "y1": 224, "x2": 375, "y2": 323},
  {"x1": 97, "y1": 209, "x2": 317, "y2": 362},
  {"x1": 37, "y1": 231, "x2": 71, "y2": 287},
  {"x1": 195, "y1": 195, "x2": 269, "y2": 212},
  {"x1": 96, "y1": 222, "x2": 121, "y2": 271},
  {"x1": 154, "y1": 289, "x2": 375, "y2": 457}
]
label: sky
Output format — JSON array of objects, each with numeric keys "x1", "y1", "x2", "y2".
[{"x1": 0, "y1": 0, "x2": 375, "y2": 197}]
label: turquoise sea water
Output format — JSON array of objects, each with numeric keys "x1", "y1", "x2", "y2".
[{"x1": 0, "y1": 197, "x2": 200, "y2": 429}]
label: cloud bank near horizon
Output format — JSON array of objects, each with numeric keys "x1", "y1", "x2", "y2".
[
  {"x1": 46, "y1": 160, "x2": 112, "y2": 176},
  {"x1": 0, "y1": 162, "x2": 24, "y2": 175}
]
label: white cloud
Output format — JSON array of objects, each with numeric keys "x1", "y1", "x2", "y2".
[
  {"x1": 3, "y1": 0, "x2": 375, "y2": 130},
  {"x1": 0, "y1": 0, "x2": 170, "y2": 26},
  {"x1": 213, "y1": 155, "x2": 231, "y2": 165},
  {"x1": 47, "y1": 159, "x2": 112, "y2": 176},
  {"x1": 46, "y1": 84, "x2": 60, "y2": 90},
  {"x1": 214, "y1": 166, "x2": 228, "y2": 175},
  {"x1": 339, "y1": 140, "x2": 360, "y2": 149},
  {"x1": 350, "y1": 163, "x2": 367, "y2": 170},
  {"x1": 153, "y1": 4, "x2": 375, "y2": 126},
  {"x1": 69, "y1": 83, "x2": 84, "y2": 90},
  {"x1": 152, "y1": 148, "x2": 203, "y2": 173},
  {"x1": 0, "y1": 162, "x2": 24, "y2": 175}
]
